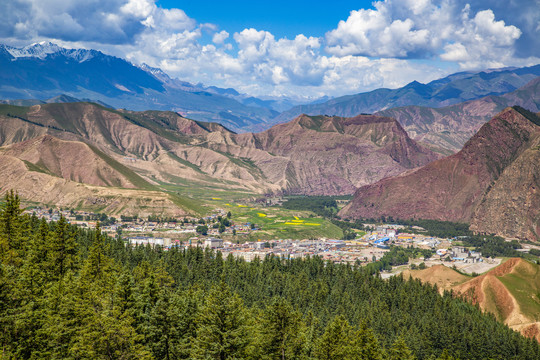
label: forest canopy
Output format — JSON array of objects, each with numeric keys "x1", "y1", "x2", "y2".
[{"x1": 0, "y1": 191, "x2": 538, "y2": 359}]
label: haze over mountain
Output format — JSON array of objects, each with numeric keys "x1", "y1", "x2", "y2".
[
  {"x1": 0, "y1": 42, "x2": 281, "y2": 132},
  {"x1": 276, "y1": 65, "x2": 540, "y2": 123},
  {"x1": 377, "y1": 77, "x2": 540, "y2": 154},
  {"x1": 340, "y1": 106, "x2": 540, "y2": 240}
]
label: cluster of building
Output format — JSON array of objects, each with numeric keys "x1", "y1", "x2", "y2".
[
  {"x1": 24, "y1": 207, "x2": 491, "y2": 266},
  {"x1": 24, "y1": 207, "x2": 112, "y2": 227},
  {"x1": 170, "y1": 238, "x2": 389, "y2": 264}
]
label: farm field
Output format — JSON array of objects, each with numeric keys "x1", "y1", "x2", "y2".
[{"x1": 212, "y1": 199, "x2": 344, "y2": 240}]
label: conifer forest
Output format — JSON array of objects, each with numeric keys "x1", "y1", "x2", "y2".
[{"x1": 1, "y1": 192, "x2": 538, "y2": 359}]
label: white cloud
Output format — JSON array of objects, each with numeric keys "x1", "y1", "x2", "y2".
[
  {"x1": 120, "y1": 0, "x2": 153, "y2": 18},
  {"x1": 325, "y1": 0, "x2": 524, "y2": 69},
  {"x1": 326, "y1": 5, "x2": 433, "y2": 58},
  {"x1": 212, "y1": 30, "x2": 229, "y2": 44},
  {"x1": 0, "y1": 0, "x2": 195, "y2": 45},
  {"x1": 439, "y1": 7, "x2": 521, "y2": 68},
  {"x1": 0, "y1": 0, "x2": 538, "y2": 99}
]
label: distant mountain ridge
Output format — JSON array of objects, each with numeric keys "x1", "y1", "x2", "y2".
[
  {"x1": 3, "y1": 42, "x2": 540, "y2": 138},
  {"x1": 376, "y1": 77, "x2": 540, "y2": 154},
  {"x1": 275, "y1": 65, "x2": 540, "y2": 124},
  {"x1": 0, "y1": 42, "x2": 280, "y2": 131}
]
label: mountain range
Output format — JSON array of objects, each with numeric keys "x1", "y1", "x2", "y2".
[
  {"x1": 340, "y1": 106, "x2": 540, "y2": 240},
  {"x1": 276, "y1": 65, "x2": 540, "y2": 122},
  {"x1": 377, "y1": 77, "x2": 540, "y2": 154},
  {"x1": 0, "y1": 102, "x2": 437, "y2": 215},
  {"x1": 2, "y1": 42, "x2": 540, "y2": 239},
  {"x1": 2, "y1": 41, "x2": 540, "y2": 147},
  {"x1": 0, "y1": 42, "x2": 280, "y2": 131}
]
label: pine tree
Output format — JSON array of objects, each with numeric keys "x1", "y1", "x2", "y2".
[
  {"x1": 388, "y1": 336, "x2": 416, "y2": 360},
  {"x1": 81, "y1": 222, "x2": 116, "y2": 287},
  {"x1": 314, "y1": 315, "x2": 354, "y2": 360},
  {"x1": 0, "y1": 190, "x2": 28, "y2": 265},
  {"x1": 47, "y1": 215, "x2": 77, "y2": 280},
  {"x1": 437, "y1": 349, "x2": 458, "y2": 360},
  {"x1": 192, "y1": 282, "x2": 248, "y2": 359},
  {"x1": 258, "y1": 297, "x2": 303, "y2": 360},
  {"x1": 350, "y1": 322, "x2": 383, "y2": 360}
]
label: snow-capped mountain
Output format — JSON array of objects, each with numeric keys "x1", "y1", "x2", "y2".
[
  {"x1": 0, "y1": 42, "x2": 278, "y2": 131},
  {"x1": 3, "y1": 41, "x2": 95, "y2": 62}
]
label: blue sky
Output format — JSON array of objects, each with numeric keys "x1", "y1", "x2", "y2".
[
  {"x1": 1, "y1": 0, "x2": 539, "y2": 99},
  {"x1": 158, "y1": 0, "x2": 375, "y2": 39}
]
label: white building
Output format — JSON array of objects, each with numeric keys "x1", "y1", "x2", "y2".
[{"x1": 204, "y1": 237, "x2": 224, "y2": 249}]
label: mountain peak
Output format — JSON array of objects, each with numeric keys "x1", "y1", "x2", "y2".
[
  {"x1": 4, "y1": 42, "x2": 96, "y2": 63},
  {"x1": 7, "y1": 41, "x2": 63, "y2": 59},
  {"x1": 140, "y1": 63, "x2": 169, "y2": 78}
]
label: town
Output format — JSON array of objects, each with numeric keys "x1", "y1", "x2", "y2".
[{"x1": 25, "y1": 206, "x2": 501, "y2": 275}]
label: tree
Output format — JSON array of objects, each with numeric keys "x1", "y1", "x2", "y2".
[
  {"x1": 46, "y1": 215, "x2": 77, "y2": 280},
  {"x1": 388, "y1": 336, "x2": 415, "y2": 360},
  {"x1": 192, "y1": 282, "x2": 248, "y2": 359},
  {"x1": 314, "y1": 315, "x2": 354, "y2": 360},
  {"x1": 146, "y1": 289, "x2": 200, "y2": 359},
  {"x1": 258, "y1": 297, "x2": 303, "y2": 360},
  {"x1": 350, "y1": 323, "x2": 383, "y2": 360},
  {"x1": 437, "y1": 349, "x2": 458, "y2": 360},
  {"x1": 82, "y1": 223, "x2": 107, "y2": 278},
  {"x1": 0, "y1": 190, "x2": 27, "y2": 265},
  {"x1": 196, "y1": 225, "x2": 208, "y2": 236}
]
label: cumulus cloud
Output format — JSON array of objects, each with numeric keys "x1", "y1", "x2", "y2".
[
  {"x1": 325, "y1": 0, "x2": 525, "y2": 69},
  {"x1": 212, "y1": 30, "x2": 229, "y2": 44},
  {"x1": 0, "y1": 0, "x2": 538, "y2": 98},
  {"x1": 139, "y1": 27, "x2": 444, "y2": 98},
  {"x1": 325, "y1": 4, "x2": 433, "y2": 58},
  {"x1": 440, "y1": 7, "x2": 521, "y2": 68},
  {"x1": 0, "y1": 0, "x2": 195, "y2": 44}
]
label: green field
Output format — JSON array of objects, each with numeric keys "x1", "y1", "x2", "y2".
[{"x1": 214, "y1": 200, "x2": 344, "y2": 240}]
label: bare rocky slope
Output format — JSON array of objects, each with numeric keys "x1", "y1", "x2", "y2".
[
  {"x1": 0, "y1": 135, "x2": 142, "y2": 188},
  {"x1": 219, "y1": 114, "x2": 439, "y2": 195},
  {"x1": 340, "y1": 107, "x2": 540, "y2": 240},
  {"x1": 0, "y1": 103, "x2": 438, "y2": 195},
  {"x1": 0, "y1": 153, "x2": 191, "y2": 217},
  {"x1": 0, "y1": 103, "x2": 438, "y2": 202}
]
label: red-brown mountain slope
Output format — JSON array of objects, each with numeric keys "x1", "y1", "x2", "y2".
[
  {"x1": 0, "y1": 103, "x2": 439, "y2": 198},
  {"x1": 225, "y1": 114, "x2": 439, "y2": 195},
  {"x1": 406, "y1": 259, "x2": 540, "y2": 342},
  {"x1": 376, "y1": 77, "x2": 540, "y2": 155},
  {"x1": 340, "y1": 107, "x2": 540, "y2": 239}
]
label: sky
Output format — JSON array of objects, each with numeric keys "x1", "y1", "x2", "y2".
[{"x1": 1, "y1": 0, "x2": 540, "y2": 100}]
